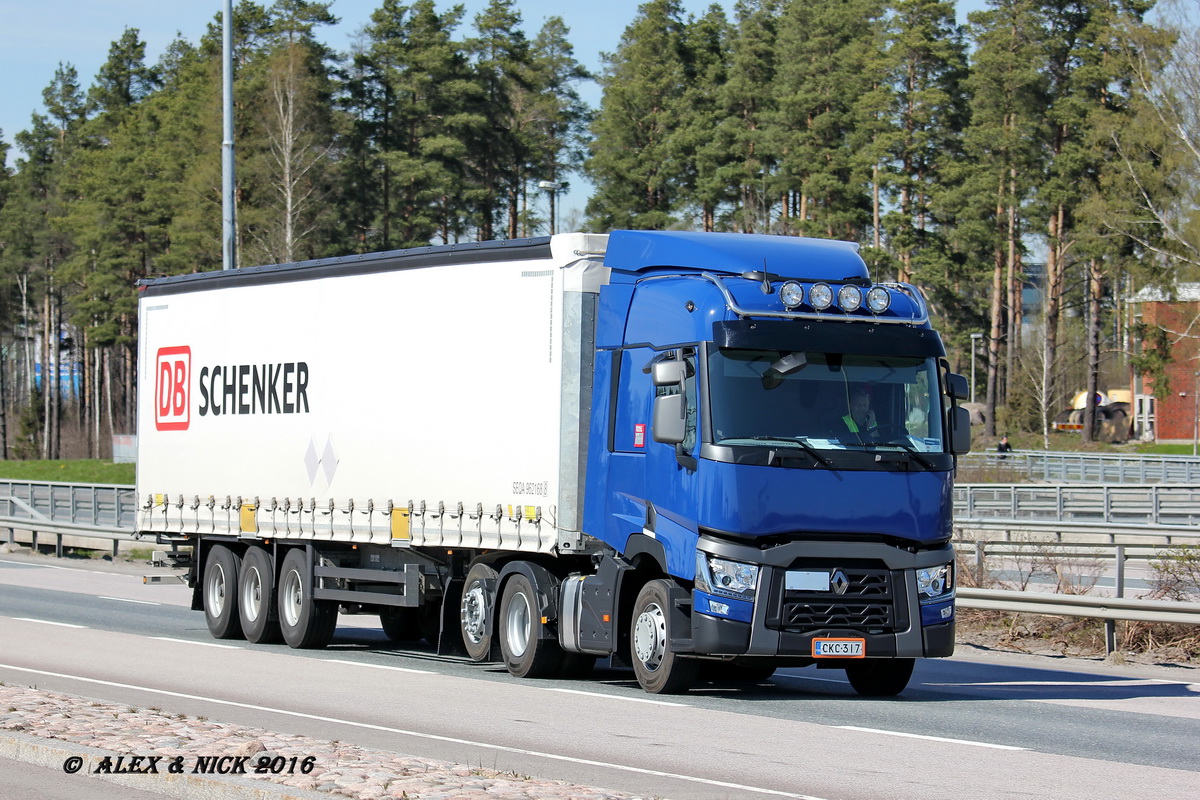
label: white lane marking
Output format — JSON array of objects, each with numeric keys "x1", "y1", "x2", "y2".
[
  {"x1": 0, "y1": 663, "x2": 827, "y2": 800},
  {"x1": 837, "y1": 725, "x2": 1026, "y2": 750},
  {"x1": 99, "y1": 596, "x2": 160, "y2": 606},
  {"x1": 326, "y1": 659, "x2": 433, "y2": 675},
  {"x1": 538, "y1": 687, "x2": 685, "y2": 707},
  {"x1": 11, "y1": 617, "x2": 87, "y2": 629},
  {"x1": 928, "y1": 679, "x2": 1199, "y2": 689},
  {"x1": 0, "y1": 559, "x2": 124, "y2": 576},
  {"x1": 151, "y1": 637, "x2": 241, "y2": 650}
]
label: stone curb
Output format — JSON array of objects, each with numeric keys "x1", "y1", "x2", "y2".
[{"x1": 0, "y1": 728, "x2": 332, "y2": 800}]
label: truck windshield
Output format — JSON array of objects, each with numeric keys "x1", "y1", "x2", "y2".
[{"x1": 707, "y1": 349, "x2": 945, "y2": 453}]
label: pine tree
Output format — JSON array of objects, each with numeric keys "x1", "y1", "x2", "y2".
[
  {"x1": 716, "y1": 0, "x2": 780, "y2": 233},
  {"x1": 772, "y1": 0, "x2": 882, "y2": 240},
  {"x1": 586, "y1": 0, "x2": 690, "y2": 230},
  {"x1": 876, "y1": 0, "x2": 968, "y2": 287}
]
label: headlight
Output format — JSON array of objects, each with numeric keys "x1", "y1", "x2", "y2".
[
  {"x1": 695, "y1": 553, "x2": 759, "y2": 599},
  {"x1": 916, "y1": 563, "x2": 954, "y2": 603}
]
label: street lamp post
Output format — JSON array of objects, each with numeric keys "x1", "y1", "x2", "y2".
[
  {"x1": 970, "y1": 333, "x2": 984, "y2": 404},
  {"x1": 537, "y1": 180, "x2": 564, "y2": 235},
  {"x1": 1193, "y1": 371, "x2": 1199, "y2": 457}
]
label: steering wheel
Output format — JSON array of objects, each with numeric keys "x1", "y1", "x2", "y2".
[{"x1": 865, "y1": 424, "x2": 909, "y2": 440}]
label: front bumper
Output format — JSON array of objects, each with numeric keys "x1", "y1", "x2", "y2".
[{"x1": 691, "y1": 536, "x2": 956, "y2": 659}]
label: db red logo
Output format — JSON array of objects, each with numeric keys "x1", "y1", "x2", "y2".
[{"x1": 155, "y1": 346, "x2": 191, "y2": 431}]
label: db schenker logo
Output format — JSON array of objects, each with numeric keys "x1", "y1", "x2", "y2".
[{"x1": 155, "y1": 346, "x2": 191, "y2": 431}]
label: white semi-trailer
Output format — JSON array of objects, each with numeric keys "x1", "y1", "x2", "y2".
[{"x1": 137, "y1": 230, "x2": 970, "y2": 694}]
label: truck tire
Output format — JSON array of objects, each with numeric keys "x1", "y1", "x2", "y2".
[
  {"x1": 844, "y1": 658, "x2": 914, "y2": 696},
  {"x1": 203, "y1": 545, "x2": 243, "y2": 640},
  {"x1": 498, "y1": 573, "x2": 562, "y2": 678},
  {"x1": 238, "y1": 546, "x2": 281, "y2": 644},
  {"x1": 630, "y1": 579, "x2": 697, "y2": 694},
  {"x1": 277, "y1": 548, "x2": 337, "y2": 649},
  {"x1": 460, "y1": 562, "x2": 499, "y2": 661}
]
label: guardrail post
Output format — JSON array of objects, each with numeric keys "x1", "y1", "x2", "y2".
[
  {"x1": 112, "y1": 539, "x2": 119, "y2": 560},
  {"x1": 1104, "y1": 545, "x2": 1127, "y2": 656},
  {"x1": 31, "y1": 531, "x2": 38, "y2": 552},
  {"x1": 5, "y1": 526, "x2": 12, "y2": 545},
  {"x1": 55, "y1": 533, "x2": 63, "y2": 559}
]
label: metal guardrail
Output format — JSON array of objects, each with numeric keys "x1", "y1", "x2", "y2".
[
  {"x1": 955, "y1": 484, "x2": 1200, "y2": 527},
  {"x1": 0, "y1": 479, "x2": 137, "y2": 529},
  {"x1": 958, "y1": 450, "x2": 1200, "y2": 483},
  {"x1": 957, "y1": 589, "x2": 1200, "y2": 625},
  {"x1": 0, "y1": 479, "x2": 140, "y2": 558}
]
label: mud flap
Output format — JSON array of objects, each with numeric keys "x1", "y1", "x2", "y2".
[{"x1": 435, "y1": 576, "x2": 468, "y2": 656}]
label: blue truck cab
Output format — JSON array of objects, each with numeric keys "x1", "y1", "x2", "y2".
[{"x1": 574, "y1": 230, "x2": 971, "y2": 695}]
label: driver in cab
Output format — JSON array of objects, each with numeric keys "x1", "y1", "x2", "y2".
[{"x1": 842, "y1": 387, "x2": 876, "y2": 433}]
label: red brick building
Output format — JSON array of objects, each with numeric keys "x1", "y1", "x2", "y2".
[{"x1": 1132, "y1": 284, "x2": 1200, "y2": 443}]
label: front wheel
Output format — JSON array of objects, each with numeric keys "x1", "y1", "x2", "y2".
[
  {"x1": 845, "y1": 658, "x2": 915, "y2": 696},
  {"x1": 203, "y1": 545, "x2": 243, "y2": 640},
  {"x1": 277, "y1": 548, "x2": 337, "y2": 649},
  {"x1": 498, "y1": 573, "x2": 562, "y2": 678},
  {"x1": 630, "y1": 579, "x2": 697, "y2": 694}
]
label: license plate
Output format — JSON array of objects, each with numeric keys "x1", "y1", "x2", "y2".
[
  {"x1": 812, "y1": 638, "x2": 865, "y2": 658},
  {"x1": 785, "y1": 570, "x2": 829, "y2": 591}
]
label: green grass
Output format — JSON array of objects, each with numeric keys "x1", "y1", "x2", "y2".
[{"x1": 0, "y1": 459, "x2": 135, "y2": 485}]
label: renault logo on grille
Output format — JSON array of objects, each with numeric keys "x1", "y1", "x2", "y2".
[{"x1": 830, "y1": 570, "x2": 850, "y2": 595}]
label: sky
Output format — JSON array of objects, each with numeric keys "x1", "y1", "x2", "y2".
[{"x1": 0, "y1": 0, "x2": 984, "y2": 223}]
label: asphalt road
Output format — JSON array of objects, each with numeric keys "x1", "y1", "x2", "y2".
[{"x1": 1, "y1": 553, "x2": 1198, "y2": 799}]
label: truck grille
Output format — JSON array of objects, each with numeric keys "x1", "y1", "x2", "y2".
[{"x1": 774, "y1": 568, "x2": 899, "y2": 632}]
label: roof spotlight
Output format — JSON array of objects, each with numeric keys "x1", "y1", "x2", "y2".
[
  {"x1": 779, "y1": 281, "x2": 804, "y2": 309},
  {"x1": 837, "y1": 284, "x2": 863, "y2": 312},
  {"x1": 866, "y1": 286, "x2": 891, "y2": 314},
  {"x1": 809, "y1": 283, "x2": 834, "y2": 311}
]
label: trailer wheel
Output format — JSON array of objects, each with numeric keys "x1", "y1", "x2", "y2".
[
  {"x1": 460, "y1": 562, "x2": 498, "y2": 661},
  {"x1": 278, "y1": 549, "x2": 337, "y2": 649},
  {"x1": 630, "y1": 579, "x2": 697, "y2": 694},
  {"x1": 238, "y1": 546, "x2": 281, "y2": 643},
  {"x1": 203, "y1": 545, "x2": 243, "y2": 640},
  {"x1": 844, "y1": 658, "x2": 914, "y2": 697},
  {"x1": 498, "y1": 573, "x2": 562, "y2": 678}
]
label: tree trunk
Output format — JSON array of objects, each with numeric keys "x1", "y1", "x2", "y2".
[{"x1": 1083, "y1": 258, "x2": 1104, "y2": 443}]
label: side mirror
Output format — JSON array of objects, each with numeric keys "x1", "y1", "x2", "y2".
[
  {"x1": 651, "y1": 359, "x2": 688, "y2": 387},
  {"x1": 653, "y1": 393, "x2": 686, "y2": 444},
  {"x1": 946, "y1": 373, "x2": 969, "y2": 402},
  {"x1": 948, "y1": 405, "x2": 971, "y2": 455}
]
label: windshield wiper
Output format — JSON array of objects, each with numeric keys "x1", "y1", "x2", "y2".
[
  {"x1": 740, "y1": 436, "x2": 832, "y2": 467},
  {"x1": 866, "y1": 439, "x2": 934, "y2": 470}
]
